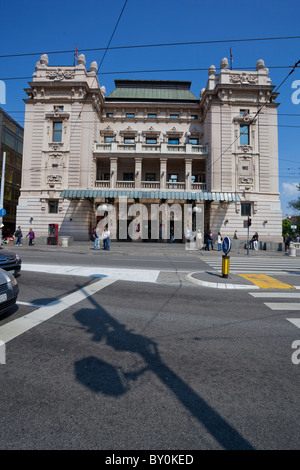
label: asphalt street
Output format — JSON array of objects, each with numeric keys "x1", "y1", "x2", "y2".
[{"x1": 0, "y1": 243, "x2": 299, "y2": 450}]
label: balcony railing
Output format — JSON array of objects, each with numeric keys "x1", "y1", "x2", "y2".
[
  {"x1": 94, "y1": 142, "x2": 208, "y2": 155},
  {"x1": 94, "y1": 180, "x2": 207, "y2": 191}
]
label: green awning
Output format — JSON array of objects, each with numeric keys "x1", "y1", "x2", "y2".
[{"x1": 60, "y1": 189, "x2": 240, "y2": 202}]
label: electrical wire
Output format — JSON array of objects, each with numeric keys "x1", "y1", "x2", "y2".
[{"x1": 0, "y1": 35, "x2": 299, "y2": 59}]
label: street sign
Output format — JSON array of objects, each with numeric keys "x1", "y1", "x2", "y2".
[
  {"x1": 0, "y1": 208, "x2": 6, "y2": 216},
  {"x1": 222, "y1": 236, "x2": 231, "y2": 255}
]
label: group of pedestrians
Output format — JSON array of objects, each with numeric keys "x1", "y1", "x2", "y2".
[
  {"x1": 92, "y1": 226, "x2": 111, "y2": 251},
  {"x1": 14, "y1": 226, "x2": 35, "y2": 246},
  {"x1": 204, "y1": 230, "x2": 223, "y2": 251}
]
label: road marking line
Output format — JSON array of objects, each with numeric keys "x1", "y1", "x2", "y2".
[
  {"x1": 287, "y1": 319, "x2": 300, "y2": 329},
  {"x1": 21, "y1": 263, "x2": 160, "y2": 283},
  {"x1": 0, "y1": 278, "x2": 116, "y2": 344},
  {"x1": 237, "y1": 274, "x2": 294, "y2": 289},
  {"x1": 264, "y1": 302, "x2": 300, "y2": 311},
  {"x1": 250, "y1": 293, "x2": 300, "y2": 298}
]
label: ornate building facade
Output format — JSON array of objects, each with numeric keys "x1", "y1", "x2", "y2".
[{"x1": 16, "y1": 53, "x2": 282, "y2": 243}]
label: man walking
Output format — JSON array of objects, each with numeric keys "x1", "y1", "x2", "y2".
[{"x1": 15, "y1": 226, "x2": 23, "y2": 246}]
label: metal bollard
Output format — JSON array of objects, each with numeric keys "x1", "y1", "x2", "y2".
[{"x1": 222, "y1": 255, "x2": 230, "y2": 278}]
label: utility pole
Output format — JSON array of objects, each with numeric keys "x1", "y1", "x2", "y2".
[{"x1": 0, "y1": 151, "x2": 6, "y2": 245}]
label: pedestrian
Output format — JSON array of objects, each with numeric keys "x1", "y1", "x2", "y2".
[
  {"x1": 233, "y1": 230, "x2": 238, "y2": 239},
  {"x1": 208, "y1": 230, "x2": 214, "y2": 250},
  {"x1": 92, "y1": 226, "x2": 100, "y2": 250},
  {"x1": 102, "y1": 227, "x2": 107, "y2": 250},
  {"x1": 217, "y1": 232, "x2": 222, "y2": 251},
  {"x1": 26, "y1": 228, "x2": 35, "y2": 246},
  {"x1": 284, "y1": 232, "x2": 291, "y2": 252},
  {"x1": 252, "y1": 232, "x2": 259, "y2": 251},
  {"x1": 204, "y1": 231, "x2": 209, "y2": 251},
  {"x1": 14, "y1": 226, "x2": 23, "y2": 246},
  {"x1": 106, "y1": 227, "x2": 111, "y2": 251},
  {"x1": 170, "y1": 226, "x2": 174, "y2": 244}
]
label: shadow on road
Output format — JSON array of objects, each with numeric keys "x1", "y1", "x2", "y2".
[{"x1": 74, "y1": 287, "x2": 255, "y2": 450}]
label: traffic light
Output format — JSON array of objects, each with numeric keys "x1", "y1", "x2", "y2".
[{"x1": 248, "y1": 217, "x2": 252, "y2": 227}]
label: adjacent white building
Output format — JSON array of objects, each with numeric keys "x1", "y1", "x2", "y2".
[{"x1": 16, "y1": 53, "x2": 282, "y2": 244}]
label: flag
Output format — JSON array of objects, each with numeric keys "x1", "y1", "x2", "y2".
[
  {"x1": 230, "y1": 47, "x2": 233, "y2": 63},
  {"x1": 74, "y1": 44, "x2": 78, "y2": 58}
]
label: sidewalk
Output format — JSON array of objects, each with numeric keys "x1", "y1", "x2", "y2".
[{"x1": 4, "y1": 240, "x2": 289, "y2": 257}]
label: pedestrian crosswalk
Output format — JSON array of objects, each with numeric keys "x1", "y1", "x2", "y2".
[
  {"x1": 249, "y1": 292, "x2": 300, "y2": 329},
  {"x1": 201, "y1": 256, "x2": 300, "y2": 275}
]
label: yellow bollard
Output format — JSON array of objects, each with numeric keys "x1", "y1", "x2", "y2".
[{"x1": 222, "y1": 255, "x2": 230, "y2": 278}]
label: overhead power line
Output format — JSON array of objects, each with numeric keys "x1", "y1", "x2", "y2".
[
  {"x1": 0, "y1": 35, "x2": 299, "y2": 59},
  {"x1": 0, "y1": 64, "x2": 295, "y2": 82}
]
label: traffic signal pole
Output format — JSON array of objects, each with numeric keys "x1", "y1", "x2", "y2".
[{"x1": 247, "y1": 224, "x2": 249, "y2": 255}]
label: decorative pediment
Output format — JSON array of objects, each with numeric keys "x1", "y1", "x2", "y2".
[
  {"x1": 233, "y1": 112, "x2": 257, "y2": 124},
  {"x1": 100, "y1": 126, "x2": 115, "y2": 136},
  {"x1": 119, "y1": 126, "x2": 138, "y2": 136},
  {"x1": 166, "y1": 127, "x2": 183, "y2": 136},
  {"x1": 143, "y1": 126, "x2": 160, "y2": 136},
  {"x1": 45, "y1": 109, "x2": 70, "y2": 120}
]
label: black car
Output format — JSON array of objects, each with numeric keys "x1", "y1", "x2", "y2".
[
  {"x1": 0, "y1": 268, "x2": 19, "y2": 315},
  {"x1": 0, "y1": 250, "x2": 21, "y2": 276}
]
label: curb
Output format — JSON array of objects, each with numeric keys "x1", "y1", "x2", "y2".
[{"x1": 185, "y1": 272, "x2": 260, "y2": 289}]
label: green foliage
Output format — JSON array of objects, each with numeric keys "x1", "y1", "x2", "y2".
[
  {"x1": 282, "y1": 218, "x2": 292, "y2": 237},
  {"x1": 288, "y1": 184, "x2": 300, "y2": 212}
]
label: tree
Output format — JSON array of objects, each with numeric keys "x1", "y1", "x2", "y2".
[
  {"x1": 282, "y1": 218, "x2": 292, "y2": 237},
  {"x1": 288, "y1": 184, "x2": 300, "y2": 212}
]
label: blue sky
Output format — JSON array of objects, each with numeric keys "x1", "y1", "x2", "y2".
[{"x1": 1, "y1": 0, "x2": 299, "y2": 217}]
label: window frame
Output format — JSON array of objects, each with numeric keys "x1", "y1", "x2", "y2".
[
  {"x1": 241, "y1": 202, "x2": 251, "y2": 216},
  {"x1": 52, "y1": 121, "x2": 63, "y2": 143}
]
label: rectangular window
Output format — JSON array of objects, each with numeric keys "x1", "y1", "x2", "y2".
[
  {"x1": 145, "y1": 173, "x2": 156, "y2": 181},
  {"x1": 124, "y1": 137, "x2": 135, "y2": 144},
  {"x1": 123, "y1": 173, "x2": 134, "y2": 181},
  {"x1": 106, "y1": 113, "x2": 114, "y2": 117},
  {"x1": 48, "y1": 200, "x2": 59, "y2": 213},
  {"x1": 168, "y1": 138, "x2": 179, "y2": 145},
  {"x1": 147, "y1": 113, "x2": 157, "y2": 118},
  {"x1": 104, "y1": 136, "x2": 114, "y2": 143},
  {"x1": 189, "y1": 138, "x2": 199, "y2": 145},
  {"x1": 191, "y1": 115, "x2": 198, "y2": 120},
  {"x1": 146, "y1": 138, "x2": 157, "y2": 144},
  {"x1": 126, "y1": 113, "x2": 135, "y2": 118},
  {"x1": 53, "y1": 121, "x2": 63, "y2": 142},
  {"x1": 168, "y1": 174, "x2": 178, "y2": 182},
  {"x1": 170, "y1": 114, "x2": 179, "y2": 119},
  {"x1": 240, "y1": 125, "x2": 249, "y2": 145},
  {"x1": 241, "y1": 203, "x2": 251, "y2": 216}
]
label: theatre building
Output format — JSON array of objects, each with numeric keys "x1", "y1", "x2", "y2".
[{"x1": 16, "y1": 53, "x2": 282, "y2": 243}]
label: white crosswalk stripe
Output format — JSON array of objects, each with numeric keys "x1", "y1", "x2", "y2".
[
  {"x1": 249, "y1": 292, "x2": 300, "y2": 329},
  {"x1": 201, "y1": 256, "x2": 300, "y2": 274}
]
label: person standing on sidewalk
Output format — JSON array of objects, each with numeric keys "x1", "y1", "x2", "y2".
[
  {"x1": 26, "y1": 228, "x2": 35, "y2": 246},
  {"x1": 252, "y1": 232, "x2": 259, "y2": 251},
  {"x1": 14, "y1": 226, "x2": 23, "y2": 246},
  {"x1": 102, "y1": 227, "x2": 107, "y2": 250},
  {"x1": 105, "y1": 227, "x2": 111, "y2": 251},
  {"x1": 217, "y1": 232, "x2": 222, "y2": 251},
  {"x1": 92, "y1": 226, "x2": 100, "y2": 250}
]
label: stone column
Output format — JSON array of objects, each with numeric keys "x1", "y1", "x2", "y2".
[
  {"x1": 160, "y1": 158, "x2": 167, "y2": 189},
  {"x1": 185, "y1": 158, "x2": 192, "y2": 190},
  {"x1": 135, "y1": 157, "x2": 142, "y2": 189},
  {"x1": 110, "y1": 157, "x2": 118, "y2": 188}
]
